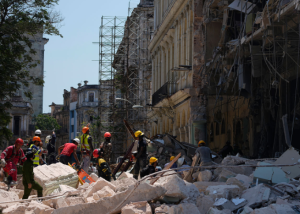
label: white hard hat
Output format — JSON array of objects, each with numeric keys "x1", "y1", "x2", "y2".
[
  {"x1": 35, "y1": 129, "x2": 42, "y2": 135},
  {"x1": 177, "y1": 157, "x2": 185, "y2": 167},
  {"x1": 73, "y1": 138, "x2": 80, "y2": 144},
  {"x1": 45, "y1": 135, "x2": 52, "y2": 144}
]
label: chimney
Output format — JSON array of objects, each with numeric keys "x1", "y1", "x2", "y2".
[
  {"x1": 84, "y1": 80, "x2": 88, "y2": 85},
  {"x1": 78, "y1": 83, "x2": 81, "y2": 87}
]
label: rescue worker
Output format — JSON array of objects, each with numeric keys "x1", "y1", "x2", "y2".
[
  {"x1": 164, "y1": 156, "x2": 178, "y2": 169},
  {"x1": 28, "y1": 129, "x2": 42, "y2": 148},
  {"x1": 0, "y1": 138, "x2": 26, "y2": 186},
  {"x1": 218, "y1": 141, "x2": 233, "y2": 158},
  {"x1": 30, "y1": 136, "x2": 42, "y2": 167},
  {"x1": 80, "y1": 126, "x2": 94, "y2": 173},
  {"x1": 93, "y1": 149, "x2": 112, "y2": 181},
  {"x1": 58, "y1": 138, "x2": 80, "y2": 166},
  {"x1": 195, "y1": 140, "x2": 214, "y2": 167},
  {"x1": 46, "y1": 131, "x2": 56, "y2": 164},
  {"x1": 100, "y1": 132, "x2": 112, "y2": 164},
  {"x1": 140, "y1": 157, "x2": 158, "y2": 178},
  {"x1": 22, "y1": 149, "x2": 43, "y2": 199},
  {"x1": 133, "y1": 130, "x2": 148, "y2": 179}
]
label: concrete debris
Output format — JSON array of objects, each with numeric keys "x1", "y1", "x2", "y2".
[
  {"x1": 112, "y1": 177, "x2": 137, "y2": 193},
  {"x1": 194, "y1": 181, "x2": 225, "y2": 193},
  {"x1": 117, "y1": 172, "x2": 133, "y2": 180},
  {"x1": 121, "y1": 201, "x2": 151, "y2": 214},
  {"x1": 89, "y1": 173, "x2": 98, "y2": 181},
  {"x1": 155, "y1": 203, "x2": 201, "y2": 214},
  {"x1": 3, "y1": 201, "x2": 53, "y2": 214},
  {"x1": 240, "y1": 206, "x2": 254, "y2": 214},
  {"x1": 206, "y1": 185, "x2": 240, "y2": 200},
  {"x1": 217, "y1": 168, "x2": 237, "y2": 182},
  {"x1": 253, "y1": 162, "x2": 289, "y2": 184},
  {"x1": 197, "y1": 170, "x2": 212, "y2": 182},
  {"x1": 213, "y1": 197, "x2": 247, "y2": 211},
  {"x1": 196, "y1": 195, "x2": 215, "y2": 213},
  {"x1": 241, "y1": 183, "x2": 271, "y2": 208},
  {"x1": 206, "y1": 207, "x2": 232, "y2": 214},
  {"x1": 92, "y1": 186, "x2": 115, "y2": 200}
]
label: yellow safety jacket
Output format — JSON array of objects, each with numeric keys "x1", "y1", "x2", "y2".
[
  {"x1": 30, "y1": 144, "x2": 40, "y2": 166},
  {"x1": 81, "y1": 134, "x2": 91, "y2": 152}
]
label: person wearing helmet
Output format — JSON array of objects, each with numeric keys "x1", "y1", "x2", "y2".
[
  {"x1": 46, "y1": 131, "x2": 57, "y2": 165},
  {"x1": 0, "y1": 138, "x2": 26, "y2": 186},
  {"x1": 30, "y1": 136, "x2": 42, "y2": 167},
  {"x1": 22, "y1": 149, "x2": 43, "y2": 199},
  {"x1": 164, "y1": 156, "x2": 178, "y2": 169},
  {"x1": 140, "y1": 157, "x2": 158, "y2": 178},
  {"x1": 195, "y1": 140, "x2": 213, "y2": 167},
  {"x1": 133, "y1": 130, "x2": 148, "y2": 179},
  {"x1": 58, "y1": 138, "x2": 80, "y2": 166},
  {"x1": 80, "y1": 126, "x2": 94, "y2": 173},
  {"x1": 93, "y1": 149, "x2": 112, "y2": 181},
  {"x1": 100, "y1": 132, "x2": 112, "y2": 164}
]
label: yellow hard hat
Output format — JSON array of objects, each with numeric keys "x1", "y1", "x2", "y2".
[
  {"x1": 149, "y1": 157, "x2": 158, "y2": 164},
  {"x1": 134, "y1": 130, "x2": 144, "y2": 138},
  {"x1": 98, "y1": 158, "x2": 106, "y2": 165},
  {"x1": 198, "y1": 140, "x2": 206, "y2": 146},
  {"x1": 170, "y1": 156, "x2": 175, "y2": 161}
]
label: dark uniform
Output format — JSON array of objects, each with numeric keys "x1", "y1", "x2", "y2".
[
  {"x1": 133, "y1": 137, "x2": 147, "y2": 179},
  {"x1": 47, "y1": 133, "x2": 56, "y2": 165},
  {"x1": 140, "y1": 164, "x2": 156, "y2": 178},
  {"x1": 97, "y1": 158, "x2": 112, "y2": 181},
  {"x1": 22, "y1": 158, "x2": 43, "y2": 199},
  {"x1": 101, "y1": 141, "x2": 112, "y2": 164}
]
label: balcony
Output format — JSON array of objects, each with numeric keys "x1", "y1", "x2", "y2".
[{"x1": 152, "y1": 81, "x2": 176, "y2": 106}]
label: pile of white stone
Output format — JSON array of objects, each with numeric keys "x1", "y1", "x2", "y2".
[{"x1": 1, "y1": 154, "x2": 300, "y2": 214}]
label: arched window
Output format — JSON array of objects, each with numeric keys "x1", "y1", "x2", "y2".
[
  {"x1": 88, "y1": 92, "x2": 94, "y2": 102},
  {"x1": 221, "y1": 119, "x2": 225, "y2": 134},
  {"x1": 216, "y1": 122, "x2": 220, "y2": 135},
  {"x1": 210, "y1": 123, "x2": 214, "y2": 142}
]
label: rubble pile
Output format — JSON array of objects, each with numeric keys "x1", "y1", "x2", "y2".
[{"x1": 0, "y1": 148, "x2": 300, "y2": 213}]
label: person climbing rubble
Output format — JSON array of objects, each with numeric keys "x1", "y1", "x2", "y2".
[
  {"x1": 0, "y1": 138, "x2": 26, "y2": 186},
  {"x1": 140, "y1": 157, "x2": 158, "y2": 178},
  {"x1": 30, "y1": 136, "x2": 42, "y2": 167},
  {"x1": 22, "y1": 148, "x2": 43, "y2": 199},
  {"x1": 164, "y1": 156, "x2": 178, "y2": 169},
  {"x1": 58, "y1": 138, "x2": 80, "y2": 166},
  {"x1": 100, "y1": 132, "x2": 112, "y2": 164},
  {"x1": 46, "y1": 131, "x2": 56, "y2": 165},
  {"x1": 133, "y1": 130, "x2": 148, "y2": 179},
  {"x1": 195, "y1": 140, "x2": 214, "y2": 168},
  {"x1": 93, "y1": 149, "x2": 112, "y2": 181},
  {"x1": 80, "y1": 126, "x2": 94, "y2": 173}
]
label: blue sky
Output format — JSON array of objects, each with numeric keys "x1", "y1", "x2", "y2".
[{"x1": 43, "y1": 0, "x2": 139, "y2": 113}]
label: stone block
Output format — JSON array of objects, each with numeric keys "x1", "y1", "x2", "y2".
[
  {"x1": 222, "y1": 156, "x2": 247, "y2": 165},
  {"x1": 196, "y1": 195, "x2": 215, "y2": 214},
  {"x1": 0, "y1": 189, "x2": 20, "y2": 209},
  {"x1": 90, "y1": 173, "x2": 98, "y2": 181},
  {"x1": 235, "y1": 174, "x2": 252, "y2": 188},
  {"x1": 121, "y1": 201, "x2": 151, "y2": 214},
  {"x1": 194, "y1": 181, "x2": 225, "y2": 193},
  {"x1": 26, "y1": 200, "x2": 54, "y2": 214},
  {"x1": 9, "y1": 188, "x2": 24, "y2": 199},
  {"x1": 269, "y1": 204, "x2": 297, "y2": 214},
  {"x1": 86, "y1": 196, "x2": 95, "y2": 203},
  {"x1": 198, "y1": 170, "x2": 212, "y2": 182},
  {"x1": 53, "y1": 182, "x2": 167, "y2": 214},
  {"x1": 241, "y1": 183, "x2": 270, "y2": 208},
  {"x1": 56, "y1": 198, "x2": 69, "y2": 208},
  {"x1": 59, "y1": 184, "x2": 77, "y2": 193},
  {"x1": 66, "y1": 197, "x2": 85, "y2": 206},
  {"x1": 192, "y1": 171, "x2": 200, "y2": 180},
  {"x1": 155, "y1": 203, "x2": 201, "y2": 214},
  {"x1": 207, "y1": 207, "x2": 232, "y2": 214},
  {"x1": 112, "y1": 177, "x2": 137, "y2": 193},
  {"x1": 2, "y1": 203, "x2": 27, "y2": 214},
  {"x1": 214, "y1": 197, "x2": 247, "y2": 211},
  {"x1": 182, "y1": 181, "x2": 201, "y2": 204},
  {"x1": 82, "y1": 177, "x2": 116, "y2": 201},
  {"x1": 94, "y1": 186, "x2": 115, "y2": 200},
  {"x1": 240, "y1": 206, "x2": 253, "y2": 214},
  {"x1": 205, "y1": 185, "x2": 240, "y2": 200},
  {"x1": 218, "y1": 169, "x2": 237, "y2": 182},
  {"x1": 251, "y1": 207, "x2": 275, "y2": 214},
  {"x1": 118, "y1": 172, "x2": 133, "y2": 180}
]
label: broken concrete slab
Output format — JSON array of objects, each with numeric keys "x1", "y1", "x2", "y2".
[
  {"x1": 9, "y1": 188, "x2": 24, "y2": 199},
  {"x1": 0, "y1": 189, "x2": 20, "y2": 210},
  {"x1": 194, "y1": 181, "x2": 225, "y2": 193},
  {"x1": 90, "y1": 173, "x2": 98, "y2": 182},
  {"x1": 226, "y1": 175, "x2": 252, "y2": 193},
  {"x1": 253, "y1": 162, "x2": 289, "y2": 184},
  {"x1": 196, "y1": 195, "x2": 215, "y2": 214},
  {"x1": 240, "y1": 206, "x2": 253, "y2": 214},
  {"x1": 182, "y1": 181, "x2": 201, "y2": 204},
  {"x1": 26, "y1": 200, "x2": 54, "y2": 214},
  {"x1": 207, "y1": 207, "x2": 232, "y2": 214},
  {"x1": 218, "y1": 168, "x2": 237, "y2": 182},
  {"x1": 121, "y1": 201, "x2": 151, "y2": 214},
  {"x1": 155, "y1": 203, "x2": 201, "y2": 214},
  {"x1": 198, "y1": 170, "x2": 212, "y2": 182},
  {"x1": 59, "y1": 184, "x2": 77, "y2": 194},
  {"x1": 53, "y1": 182, "x2": 166, "y2": 214},
  {"x1": 118, "y1": 172, "x2": 133, "y2": 180},
  {"x1": 205, "y1": 185, "x2": 240, "y2": 200},
  {"x1": 269, "y1": 203, "x2": 297, "y2": 213},
  {"x1": 93, "y1": 186, "x2": 115, "y2": 200},
  {"x1": 241, "y1": 183, "x2": 270, "y2": 208},
  {"x1": 2, "y1": 203, "x2": 27, "y2": 214},
  {"x1": 213, "y1": 197, "x2": 247, "y2": 211},
  {"x1": 251, "y1": 207, "x2": 276, "y2": 214}
]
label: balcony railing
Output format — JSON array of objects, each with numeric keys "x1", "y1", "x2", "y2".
[{"x1": 152, "y1": 81, "x2": 176, "y2": 106}]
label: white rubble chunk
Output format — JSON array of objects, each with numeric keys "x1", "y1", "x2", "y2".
[
  {"x1": 9, "y1": 188, "x2": 24, "y2": 199},
  {"x1": 213, "y1": 197, "x2": 247, "y2": 211},
  {"x1": 240, "y1": 206, "x2": 253, "y2": 214},
  {"x1": 121, "y1": 201, "x2": 151, "y2": 214},
  {"x1": 59, "y1": 184, "x2": 77, "y2": 194},
  {"x1": 155, "y1": 203, "x2": 200, "y2": 214},
  {"x1": 90, "y1": 173, "x2": 98, "y2": 181},
  {"x1": 66, "y1": 197, "x2": 85, "y2": 206},
  {"x1": 181, "y1": 181, "x2": 201, "y2": 204},
  {"x1": 56, "y1": 198, "x2": 69, "y2": 208},
  {"x1": 222, "y1": 156, "x2": 247, "y2": 165},
  {"x1": 26, "y1": 200, "x2": 54, "y2": 214},
  {"x1": 197, "y1": 170, "x2": 212, "y2": 182},
  {"x1": 118, "y1": 172, "x2": 133, "y2": 180},
  {"x1": 0, "y1": 189, "x2": 20, "y2": 209},
  {"x1": 34, "y1": 163, "x2": 79, "y2": 196},
  {"x1": 112, "y1": 177, "x2": 136, "y2": 193},
  {"x1": 2, "y1": 203, "x2": 27, "y2": 214},
  {"x1": 53, "y1": 182, "x2": 166, "y2": 214},
  {"x1": 194, "y1": 181, "x2": 225, "y2": 193},
  {"x1": 86, "y1": 196, "x2": 95, "y2": 203},
  {"x1": 93, "y1": 186, "x2": 115, "y2": 200},
  {"x1": 205, "y1": 185, "x2": 240, "y2": 200},
  {"x1": 241, "y1": 183, "x2": 270, "y2": 208},
  {"x1": 82, "y1": 177, "x2": 116, "y2": 202}
]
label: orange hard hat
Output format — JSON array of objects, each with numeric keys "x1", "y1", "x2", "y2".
[
  {"x1": 104, "y1": 132, "x2": 111, "y2": 138},
  {"x1": 15, "y1": 138, "x2": 24, "y2": 146},
  {"x1": 33, "y1": 136, "x2": 41, "y2": 142},
  {"x1": 82, "y1": 126, "x2": 89, "y2": 134}
]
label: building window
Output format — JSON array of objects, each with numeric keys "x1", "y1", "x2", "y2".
[
  {"x1": 13, "y1": 116, "x2": 20, "y2": 136},
  {"x1": 210, "y1": 123, "x2": 214, "y2": 142},
  {"x1": 71, "y1": 125, "x2": 74, "y2": 132},
  {"x1": 216, "y1": 122, "x2": 220, "y2": 136},
  {"x1": 71, "y1": 111, "x2": 74, "y2": 118},
  {"x1": 89, "y1": 92, "x2": 94, "y2": 102},
  {"x1": 90, "y1": 116, "x2": 93, "y2": 122},
  {"x1": 221, "y1": 119, "x2": 225, "y2": 134}
]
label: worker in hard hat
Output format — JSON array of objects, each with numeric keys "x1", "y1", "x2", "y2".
[
  {"x1": 22, "y1": 149, "x2": 43, "y2": 199},
  {"x1": 0, "y1": 138, "x2": 26, "y2": 186},
  {"x1": 140, "y1": 157, "x2": 158, "y2": 178},
  {"x1": 133, "y1": 130, "x2": 148, "y2": 179},
  {"x1": 58, "y1": 138, "x2": 80, "y2": 166},
  {"x1": 164, "y1": 156, "x2": 178, "y2": 169},
  {"x1": 93, "y1": 149, "x2": 112, "y2": 181},
  {"x1": 81, "y1": 126, "x2": 94, "y2": 173},
  {"x1": 27, "y1": 129, "x2": 42, "y2": 148},
  {"x1": 46, "y1": 131, "x2": 56, "y2": 164},
  {"x1": 30, "y1": 136, "x2": 42, "y2": 167},
  {"x1": 100, "y1": 132, "x2": 112, "y2": 164},
  {"x1": 195, "y1": 140, "x2": 213, "y2": 167}
]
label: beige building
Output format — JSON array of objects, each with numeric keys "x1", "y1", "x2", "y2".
[{"x1": 148, "y1": 0, "x2": 206, "y2": 145}]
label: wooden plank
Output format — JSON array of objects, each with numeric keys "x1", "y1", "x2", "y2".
[
  {"x1": 183, "y1": 153, "x2": 200, "y2": 182},
  {"x1": 124, "y1": 120, "x2": 138, "y2": 140},
  {"x1": 150, "y1": 152, "x2": 181, "y2": 185}
]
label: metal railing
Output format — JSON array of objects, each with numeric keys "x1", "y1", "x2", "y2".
[{"x1": 152, "y1": 81, "x2": 176, "y2": 106}]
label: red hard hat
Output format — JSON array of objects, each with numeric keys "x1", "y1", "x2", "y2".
[
  {"x1": 93, "y1": 149, "x2": 100, "y2": 158},
  {"x1": 104, "y1": 132, "x2": 111, "y2": 138},
  {"x1": 15, "y1": 138, "x2": 24, "y2": 146}
]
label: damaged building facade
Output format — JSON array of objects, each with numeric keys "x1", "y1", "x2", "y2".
[{"x1": 149, "y1": 0, "x2": 300, "y2": 158}]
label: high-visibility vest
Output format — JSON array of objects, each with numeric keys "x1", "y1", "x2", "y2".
[
  {"x1": 81, "y1": 134, "x2": 90, "y2": 151},
  {"x1": 30, "y1": 144, "x2": 40, "y2": 166}
]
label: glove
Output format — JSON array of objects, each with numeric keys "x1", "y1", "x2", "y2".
[{"x1": 0, "y1": 159, "x2": 6, "y2": 167}]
